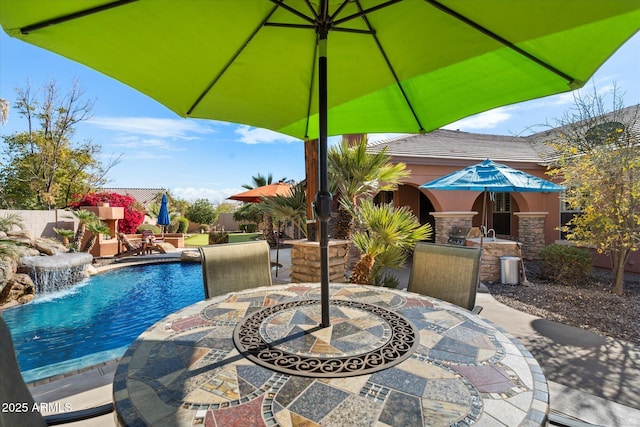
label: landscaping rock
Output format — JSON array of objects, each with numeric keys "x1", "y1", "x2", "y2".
[{"x1": 181, "y1": 250, "x2": 201, "y2": 263}]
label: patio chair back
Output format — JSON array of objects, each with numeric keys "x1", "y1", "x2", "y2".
[
  {"x1": 199, "y1": 240, "x2": 272, "y2": 299},
  {"x1": 0, "y1": 316, "x2": 47, "y2": 427},
  {"x1": 408, "y1": 242, "x2": 482, "y2": 312}
]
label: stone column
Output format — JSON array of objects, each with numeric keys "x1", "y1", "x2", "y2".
[
  {"x1": 291, "y1": 240, "x2": 348, "y2": 283},
  {"x1": 514, "y1": 212, "x2": 548, "y2": 260},
  {"x1": 430, "y1": 212, "x2": 478, "y2": 244}
]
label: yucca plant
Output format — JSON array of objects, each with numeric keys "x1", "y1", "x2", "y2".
[{"x1": 350, "y1": 201, "x2": 432, "y2": 285}]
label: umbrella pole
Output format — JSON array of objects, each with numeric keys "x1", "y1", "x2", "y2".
[
  {"x1": 315, "y1": 31, "x2": 332, "y2": 328},
  {"x1": 480, "y1": 190, "x2": 487, "y2": 248}
]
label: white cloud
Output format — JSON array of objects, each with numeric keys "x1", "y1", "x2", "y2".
[
  {"x1": 235, "y1": 126, "x2": 299, "y2": 145},
  {"x1": 443, "y1": 107, "x2": 513, "y2": 131},
  {"x1": 173, "y1": 187, "x2": 244, "y2": 203},
  {"x1": 112, "y1": 135, "x2": 185, "y2": 151},
  {"x1": 87, "y1": 116, "x2": 216, "y2": 139}
]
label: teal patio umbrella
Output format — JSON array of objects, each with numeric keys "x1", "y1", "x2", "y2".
[
  {"x1": 420, "y1": 159, "x2": 565, "y2": 245},
  {"x1": 2, "y1": 1, "x2": 638, "y2": 327}
]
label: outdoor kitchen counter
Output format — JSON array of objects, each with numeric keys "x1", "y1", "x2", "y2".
[
  {"x1": 465, "y1": 237, "x2": 519, "y2": 245},
  {"x1": 466, "y1": 238, "x2": 520, "y2": 282},
  {"x1": 113, "y1": 283, "x2": 548, "y2": 426}
]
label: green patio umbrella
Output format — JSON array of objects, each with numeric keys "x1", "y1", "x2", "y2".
[{"x1": 2, "y1": 1, "x2": 638, "y2": 327}]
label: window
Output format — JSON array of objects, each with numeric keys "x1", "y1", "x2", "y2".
[
  {"x1": 492, "y1": 192, "x2": 511, "y2": 213},
  {"x1": 560, "y1": 190, "x2": 581, "y2": 240}
]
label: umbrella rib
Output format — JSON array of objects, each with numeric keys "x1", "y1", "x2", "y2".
[
  {"x1": 269, "y1": 0, "x2": 316, "y2": 24},
  {"x1": 19, "y1": 0, "x2": 136, "y2": 34},
  {"x1": 353, "y1": 0, "x2": 426, "y2": 133},
  {"x1": 187, "y1": 5, "x2": 280, "y2": 116},
  {"x1": 333, "y1": 0, "x2": 404, "y2": 26},
  {"x1": 425, "y1": 0, "x2": 580, "y2": 87}
]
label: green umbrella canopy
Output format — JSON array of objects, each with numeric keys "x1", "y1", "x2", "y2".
[
  {"x1": 2, "y1": 1, "x2": 639, "y2": 140},
  {"x1": 3, "y1": 0, "x2": 638, "y2": 327}
]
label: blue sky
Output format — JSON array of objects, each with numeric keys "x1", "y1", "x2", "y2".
[{"x1": 1, "y1": 30, "x2": 638, "y2": 203}]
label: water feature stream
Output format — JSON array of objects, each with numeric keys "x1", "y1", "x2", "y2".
[{"x1": 19, "y1": 252, "x2": 93, "y2": 293}]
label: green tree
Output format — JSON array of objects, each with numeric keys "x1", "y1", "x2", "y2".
[
  {"x1": 186, "y1": 199, "x2": 218, "y2": 225},
  {"x1": 350, "y1": 201, "x2": 432, "y2": 285},
  {"x1": 215, "y1": 202, "x2": 236, "y2": 214},
  {"x1": 328, "y1": 136, "x2": 410, "y2": 240},
  {"x1": 0, "y1": 80, "x2": 120, "y2": 209},
  {"x1": 547, "y1": 87, "x2": 639, "y2": 295}
]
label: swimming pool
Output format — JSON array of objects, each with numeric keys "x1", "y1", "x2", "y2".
[{"x1": 2, "y1": 262, "x2": 204, "y2": 383}]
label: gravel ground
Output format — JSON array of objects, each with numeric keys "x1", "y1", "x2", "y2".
[{"x1": 485, "y1": 262, "x2": 640, "y2": 346}]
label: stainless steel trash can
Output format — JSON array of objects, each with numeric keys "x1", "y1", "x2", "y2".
[{"x1": 500, "y1": 256, "x2": 520, "y2": 285}]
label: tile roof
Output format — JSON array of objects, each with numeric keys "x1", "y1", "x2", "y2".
[
  {"x1": 368, "y1": 130, "x2": 542, "y2": 163},
  {"x1": 99, "y1": 188, "x2": 166, "y2": 207},
  {"x1": 368, "y1": 104, "x2": 639, "y2": 164}
]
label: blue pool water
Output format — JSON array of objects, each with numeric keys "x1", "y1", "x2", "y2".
[{"x1": 2, "y1": 262, "x2": 204, "y2": 383}]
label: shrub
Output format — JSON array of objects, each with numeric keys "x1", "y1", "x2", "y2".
[
  {"x1": 0, "y1": 213, "x2": 24, "y2": 233},
  {"x1": 137, "y1": 224, "x2": 162, "y2": 234},
  {"x1": 240, "y1": 223, "x2": 257, "y2": 233},
  {"x1": 209, "y1": 230, "x2": 229, "y2": 244},
  {"x1": 71, "y1": 192, "x2": 145, "y2": 234},
  {"x1": 373, "y1": 271, "x2": 400, "y2": 289},
  {"x1": 199, "y1": 224, "x2": 211, "y2": 233},
  {"x1": 176, "y1": 217, "x2": 189, "y2": 233},
  {"x1": 539, "y1": 244, "x2": 592, "y2": 285}
]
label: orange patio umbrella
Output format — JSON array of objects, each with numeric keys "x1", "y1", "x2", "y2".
[{"x1": 228, "y1": 183, "x2": 293, "y2": 203}]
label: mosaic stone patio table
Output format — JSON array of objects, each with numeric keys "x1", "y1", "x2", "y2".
[{"x1": 113, "y1": 283, "x2": 549, "y2": 426}]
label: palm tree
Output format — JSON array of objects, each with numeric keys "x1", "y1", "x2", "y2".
[
  {"x1": 328, "y1": 136, "x2": 410, "y2": 240},
  {"x1": 232, "y1": 203, "x2": 263, "y2": 231},
  {"x1": 81, "y1": 221, "x2": 111, "y2": 253},
  {"x1": 242, "y1": 173, "x2": 288, "y2": 246},
  {"x1": 350, "y1": 201, "x2": 432, "y2": 286},
  {"x1": 68, "y1": 209, "x2": 99, "y2": 251},
  {"x1": 53, "y1": 227, "x2": 75, "y2": 247},
  {"x1": 261, "y1": 182, "x2": 307, "y2": 238}
]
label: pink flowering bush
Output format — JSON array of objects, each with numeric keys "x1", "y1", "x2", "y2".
[{"x1": 70, "y1": 192, "x2": 145, "y2": 233}]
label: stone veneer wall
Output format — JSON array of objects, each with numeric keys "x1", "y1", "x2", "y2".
[
  {"x1": 514, "y1": 212, "x2": 548, "y2": 260},
  {"x1": 290, "y1": 240, "x2": 348, "y2": 283},
  {"x1": 430, "y1": 212, "x2": 477, "y2": 244},
  {"x1": 466, "y1": 239, "x2": 520, "y2": 282}
]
